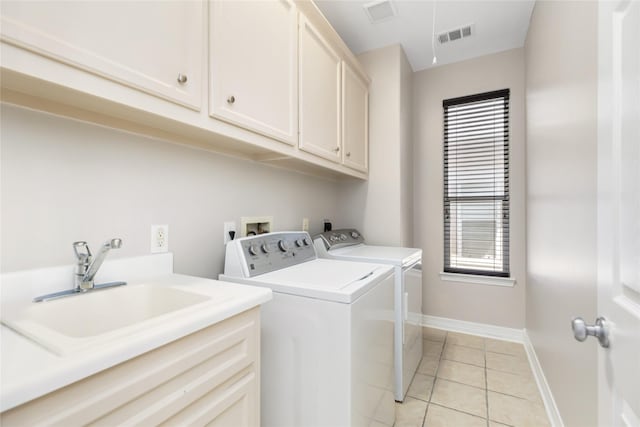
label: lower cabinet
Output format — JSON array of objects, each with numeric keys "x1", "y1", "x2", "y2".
[{"x1": 0, "y1": 308, "x2": 260, "y2": 427}]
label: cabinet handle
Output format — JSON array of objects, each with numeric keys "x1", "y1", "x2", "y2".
[
  {"x1": 227, "y1": 96, "x2": 236, "y2": 104},
  {"x1": 177, "y1": 73, "x2": 188, "y2": 84},
  {"x1": 346, "y1": 152, "x2": 351, "y2": 157},
  {"x1": 333, "y1": 147, "x2": 340, "y2": 152}
]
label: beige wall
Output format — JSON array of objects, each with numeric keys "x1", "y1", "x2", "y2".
[
  {"x1": 337, "y1": 44, "x2": 414, "y2": 246},
  {"x1": 525, "y1": 2, "x2": 598, "y2": 426},
  {"x1": 399, "y1": 47, "x2": 414, "y2": 247},
  {"x1": 0, "y1": 104, "x2": 341, "y2": 277},
  {"x1": 413, "y1": 48, "x2": 526, "y2": 328}
]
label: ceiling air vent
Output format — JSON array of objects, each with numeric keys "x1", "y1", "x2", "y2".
[
  {"x1": 438, "y1": 24, "x2": 474, "y2": 44},
  {"x1": 363, "y1": 0, "x2": 397, "y2": 24},
  {"x1": 449, "y1": 29, "x2": 462, "y2": 41}
]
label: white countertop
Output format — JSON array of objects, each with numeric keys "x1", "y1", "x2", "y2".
[{"x1": 0, "y1": 273, "x2": 272, "y2": 412}]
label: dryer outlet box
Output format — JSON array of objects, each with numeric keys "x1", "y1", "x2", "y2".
[{"x1": 241, "y1": 216, "x2": 273, "y2": 237}]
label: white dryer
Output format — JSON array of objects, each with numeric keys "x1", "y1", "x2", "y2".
[
  {"x1": 314, "y1": 229, "x2": 423, "y2": 402},
  {"x1": 220, "y1": 231, "x2": 396, "y2": 427}
]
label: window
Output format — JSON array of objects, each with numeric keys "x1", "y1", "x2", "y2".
[{"x1": 443, "y1": 89, "x2": 510, "y2": 277}]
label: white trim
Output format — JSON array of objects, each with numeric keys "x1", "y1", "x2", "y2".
[
  {"x1": 421, "y1": 314, "x2": 524, "y2": 342},
  {"x1": 439, "y1": 272, "x2": 516, "y2": 287},
  {"x1": 421, "y1": 316, "x2": 564, "y2": 427},
  {"x1": 523, "y1": 330, "x2": 565, "y2": 427}
]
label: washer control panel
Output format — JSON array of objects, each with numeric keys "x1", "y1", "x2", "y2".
[
  {"x1": 314, "y1": 228, "x2": 365, "y2": 250},
  {"x1": 235, "y1": 231, "x2": 316, "y2": 277}
]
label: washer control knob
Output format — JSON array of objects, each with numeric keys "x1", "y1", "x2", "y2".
[
  {"x1": 339, "y1": 233, "x2": 347, "y2": 241},
  {"x1": 296, "y1": 239, "x2": 304, "y2": 247},
  {"x1": 351, "y1": 231, "x2": 360, "y2": 239},
  {"x1": 278, "y1": 240, "x2": 290, "y2": 252},
  {"x1": 303, "y1": 237, "x2": 312, "y2": 246},
  {"x1": 330, "y1": 235, "x2": 339, "y2": 242},
  {"x1": 261, "y1": 243, "x2": 271, "y2": 253},
  {"x1": 248, "y1": 244, "x2": 259, "y2": 256}
]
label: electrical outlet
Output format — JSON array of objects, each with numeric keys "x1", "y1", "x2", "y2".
[
  {"x1": 151, "y1": 224, "x2": 169, "y2": 253},
  {"x1": 223, "y1": 221, "x2": 236, "y2": 245},
  {"x1": 302, "y1": 218, "x2": 309, "y2": 232}
]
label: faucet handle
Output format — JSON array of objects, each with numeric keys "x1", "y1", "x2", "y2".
[{"x1": 73, "y1": 241, "x2": 91, "y2": 260}]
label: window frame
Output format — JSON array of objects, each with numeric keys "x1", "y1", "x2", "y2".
[{"x1": 442, "y1": 89, "x2": 510, "y2": 278}]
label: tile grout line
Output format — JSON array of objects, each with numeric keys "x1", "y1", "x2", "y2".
[
  {"x1": 426, "y1": 331, "x2": 492, "y2": 424},
  {"x1": 422, "y1": 330, "x2": 536, "y2": 426},
  {"x1": 425, "y1": 342, "x2": 535, "y2": 395},
  {"x1": 441, "y1": 355, "x2": 487, "y2": 369},
  {"x1": 429, "y1": 402, "x2": 491, "y2": 423},
  {"x1": 426, "y1": 374, "x2": 545, "y2": 405},
  {"x1": 423, "y1": 331, "x2": 448, "y2": 425},
  {"x1": 440, "y1": 354, "x2": 533, "y2": 379}
]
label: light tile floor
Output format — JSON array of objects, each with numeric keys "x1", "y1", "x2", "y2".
[{"x1": 395, "y1": 328, "x2": 551, "y2": 427}]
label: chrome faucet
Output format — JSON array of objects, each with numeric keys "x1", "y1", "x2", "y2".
[
  {"x1": 33, "y1": 238, "x2": 127, "y2": 302},
  {"x1": 73, "y1": 239, "x2": 122, "y2": 291}
]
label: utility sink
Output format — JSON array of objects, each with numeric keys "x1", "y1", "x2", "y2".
[{"x1": 2, "y1": 284, "x2": 216, "y2": 355}]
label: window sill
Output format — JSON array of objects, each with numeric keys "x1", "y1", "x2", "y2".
[{"x1": 439, "y1": 272, "x2": 516, "y2": 287}]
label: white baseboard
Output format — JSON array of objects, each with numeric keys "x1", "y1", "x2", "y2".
[
  {"x1": 523, "y1": 330, "x2": 565, "y2": 427},
  {"x1": 420, "y1": 315, "x2": 564, "y2": 427},
  {"x1": 421, "y1": 314, "x2": 525, "y2": 342}
]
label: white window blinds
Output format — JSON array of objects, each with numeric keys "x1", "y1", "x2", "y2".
[{"x1": 443, "y1": 89, "x2": 510, "y2": 277}]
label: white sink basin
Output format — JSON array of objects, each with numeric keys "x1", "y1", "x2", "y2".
[{"x1": 2, "y1": 284, "x2": 216, "y2": 355}]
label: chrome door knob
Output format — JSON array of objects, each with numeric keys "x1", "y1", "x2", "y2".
[
  {"x1": 227, "y1": 96, "x2": 236, "y2": 104},
  {"x1": 333, "y1": 147, "x2": 340, "y2": 152},
  {"x1": 177, "y1": 73, "x2": 188, "y2": 84},
  {"x1": 571, "y1": 317, "x2": 609, "y2": 348}
]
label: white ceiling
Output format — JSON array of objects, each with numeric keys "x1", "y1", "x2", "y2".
[{"x1": 315, "y1": 0, "x2": 535, "y2": 71}]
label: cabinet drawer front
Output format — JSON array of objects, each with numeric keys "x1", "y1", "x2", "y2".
[
  {"x1": 210, "y1": 0, "x2": 298, "y2": 145},
  {"x1": 0, "y1": 308, "x2": 260, "y2": 427},
  {"x1": 0, "y1": 1, "x2": 204, "y2": 110}
]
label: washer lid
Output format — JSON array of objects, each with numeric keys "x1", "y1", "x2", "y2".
[
  {"x1": 234, "y1": 259, "x2": 393, "y2": 303},
  {"x1": 328, "y1": 245, "x2": 422, "y2": 267}
]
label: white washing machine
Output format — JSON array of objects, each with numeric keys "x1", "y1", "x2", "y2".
[
  {"x1": 314, "y1": 229, "x2": 423, "y2": 402},
  {"x1": 220, "y1": 231, "x2": 396, "y2": 427}
]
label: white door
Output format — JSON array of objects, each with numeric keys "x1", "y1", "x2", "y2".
[
  {"x1": 596, "y1": 0, "x2": 640, "y2": 425},
  {"x1": 210, "y1": 0, "x2": 298, "y2": 145}
]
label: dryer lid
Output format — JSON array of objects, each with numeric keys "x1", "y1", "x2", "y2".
[{"x1": 328, "y1": 245, "x2": 422, "y2": 267}]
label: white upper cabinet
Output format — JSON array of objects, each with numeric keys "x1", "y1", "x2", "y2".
[
  {"x1": 0, "y1": 1, "x2": 204, "y2": 110},
  {"x1": 342, "y1": 61, "x2": 369, "y2": 173},
  {"x1": 298, "y1": 14, "x2": 342, "y2": 162},
  {"x1": 0, "y1": 0, "x2": 370, "y2": 179},
  {"x1": 210, "y1": 0, "x2": 298, "y2": 145}
]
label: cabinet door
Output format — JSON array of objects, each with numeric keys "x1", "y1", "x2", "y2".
[
  {"x1": 298, "y1": 14, "x2": 342, "y2": 162},
  {"x1": 0, "y1": 308, "x2": 260, "y2": 426},
  {"x1": 210, "y1": 0, "x2": 298, "y2": 145},
  {"x1": 342, "y1": 62, "x2": 369, "y2": 172},
  {"x1": 0, "y1": 1, "x2": 203, "y2": 110}
]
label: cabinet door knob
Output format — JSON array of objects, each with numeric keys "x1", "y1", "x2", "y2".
[
  {"x1": 177, "y1": 74, "x2": 188, "y2": 84},
  {"x1": 333, "y1": 147, "x2": 340, "y2": 152},
  {"x1": 227, "y1": 96, "x2": 236, "y2": 104},
  {"x1": 346, "y1": 152, "x2": 351, "y2": 157}
]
